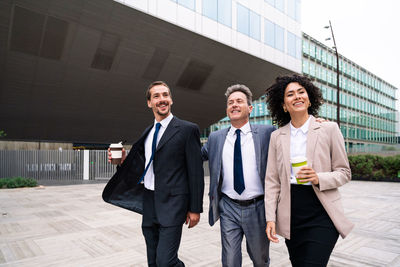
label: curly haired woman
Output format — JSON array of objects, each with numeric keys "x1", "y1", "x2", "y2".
[{"x1": 264, "y1": 74, "x2": 354, "y2": 266}]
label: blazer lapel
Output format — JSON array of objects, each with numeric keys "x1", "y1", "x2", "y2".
[
  {"x1": 250, "y1": 124, "x2": 261, "y2": 177},
  {"x1": 279, "y1": 124, "x2": 291, "y2": 181},
  {"x1": 156, "y1": 116, "x2": 179, "y2": 152},
  {"x1": 306, "y1": 116, "x2": 320, "y2": 169}
]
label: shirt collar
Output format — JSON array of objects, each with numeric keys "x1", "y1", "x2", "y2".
[
  {"x1": 290, "y1": 116, "x2": 311, "y2": 136},
  {"x1": 154, "y1": 113, "x2": 173, "y2": 128},
  {"x1": 229, "y1": 121, "x2": 251, "y2": 136}
]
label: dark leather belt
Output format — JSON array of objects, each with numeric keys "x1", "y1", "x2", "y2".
[{"x1": 222, "y1": 193, "x2": 264, "y2": 206}]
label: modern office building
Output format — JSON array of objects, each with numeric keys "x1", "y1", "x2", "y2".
[
  {"x1": 210, "y1": 32, "x2": 398, "y2": 153},
  {"x1": 0, "y1": 0, "x2": 301, "y2": 145}
]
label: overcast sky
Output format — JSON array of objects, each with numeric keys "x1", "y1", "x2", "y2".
[{"x1": 301, "y1": 0, "x2": 400, "y2": 108}]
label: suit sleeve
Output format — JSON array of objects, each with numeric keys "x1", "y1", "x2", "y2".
[
  {"x1": 185, "y1": 124, "x2": 205, "y2": 213},
  {"x1": 264, "y1": 132, "x2": 281, "y2": 223},
  {"x1": 201, "y1": 140, "x2": 209, "y2": 161},
  {"x1": 317, "y1": 123, "x2": 351, "y2": 191}
]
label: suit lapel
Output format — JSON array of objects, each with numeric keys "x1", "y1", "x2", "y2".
[
  {"x1": 216, "y1": 128, "x2": 229, "y2": 184},
  {"x1": 280, "y1": 124, "x2": 291, "y2": 181},
  {"x1": 217, "y1": 128, "x2": 229, "y2": 153},
  {"x1": 156, "y1": 116, "x2": 179, "y2": 152},
  {"x1": 250, "y1": 124, "x2": 261, "y2": 177},
  {"x1": 306, "y1": 116, "x2": 320, "y2": 169}
]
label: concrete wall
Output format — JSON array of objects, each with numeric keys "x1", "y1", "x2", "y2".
[{"x1": 0, "y1": 141, "x2": 73, "y2": 150}]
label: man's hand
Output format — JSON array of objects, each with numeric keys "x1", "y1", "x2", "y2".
[
  {"x1": 185, "y1": 212, "x2": 200, "y2": 228},
  {"x1": 107, "y1": 147, "x2": 127, "y2": 165},
  {"x1": 266, "y1": 221, "x2": 279, "y2": 243}
]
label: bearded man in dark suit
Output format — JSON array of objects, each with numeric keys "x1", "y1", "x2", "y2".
[{"x1": 103, "y1": 81, "x2": 204, "y2": 267}]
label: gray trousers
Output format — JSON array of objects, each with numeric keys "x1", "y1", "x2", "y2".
[{"x1": 219, "y1": 195, "x2": 270, "y2": 267}]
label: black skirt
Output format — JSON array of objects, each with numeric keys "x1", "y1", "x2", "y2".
[{"x1": 285, "y1": 184, "x2": 339, "y2": 267}]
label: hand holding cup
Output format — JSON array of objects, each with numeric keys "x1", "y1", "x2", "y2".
[{"x1": 108, "y1": 142, "x2": 126, "y2": 165}]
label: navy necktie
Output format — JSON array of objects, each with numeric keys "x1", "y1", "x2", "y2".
[
  {"x1": 138, "y1": 122, "x2": 161, "y2": 184},
  {"x1": 234, "y1": 129, "x2": 245, "y2": 194}
]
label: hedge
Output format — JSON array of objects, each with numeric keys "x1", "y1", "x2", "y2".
[
  {"x1": 348, "y1": 154, "x2": 400, "y2": 182},
  {"x1": 0, "y1": 177, "x2": 38, "y2": 188}
]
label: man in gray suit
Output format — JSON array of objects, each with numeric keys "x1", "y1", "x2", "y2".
[{"x1": 202, "y1": 84, "x2": 275, "y2": 267}]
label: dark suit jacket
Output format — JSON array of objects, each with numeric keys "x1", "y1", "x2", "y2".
[
  {"x1": 103, "y1": 116, "x2": 204, "y2": 227},
  {"x1": 201, "y1": 124, "x2": 275, "y2": 226}
]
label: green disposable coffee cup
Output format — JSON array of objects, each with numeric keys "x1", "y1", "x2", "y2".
[{"x1": 291, "y1": 157, "x2": 308, "y2": 184}]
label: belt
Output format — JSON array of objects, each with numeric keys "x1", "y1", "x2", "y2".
[{"x1": 222, "y1": 193, "x2": 264, "y2": 206}]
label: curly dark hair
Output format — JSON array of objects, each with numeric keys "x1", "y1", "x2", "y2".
[{"x1": 265, "y1": 74, "x2": 323, "y2": 127}]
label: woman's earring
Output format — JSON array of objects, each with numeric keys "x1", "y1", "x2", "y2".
[{"x1": 283, "y1": 106, "x2": 287, "y2": 113}]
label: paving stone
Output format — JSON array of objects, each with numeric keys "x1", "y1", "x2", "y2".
[{"x1": 0, "y1": 180, "x2": 399, "y2": 266}]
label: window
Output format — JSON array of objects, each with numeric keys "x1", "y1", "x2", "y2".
[
  {"x1": 288, "y1": 0, "x2": 295, "y2": 19},
  {"x1": 321, "y1": 50, "x2": 327, "y2": 64},
  {"x1": 237, "y1": 4, "x2": 260, "y2": 40},
  {"x1": 302, "y1": 39, "x2": 309, "y2": 54},
  {"x1": 202, "y1": 0, "x2": 232, "y2": 27},
  {"x1": 295, "y1": 36, "x2": 301, "y2": 59},
  {"x1": 302, "y1": 60, "x2": 309, "y2": 74},
  {"x1": 264, "y1": 19, "x2": 284, "y2": 52},
  {"x1": 249, "y1": 11, "x2": 261, "y2": 40},
  {"x1": 288, "y1": 0, "x2": 301, "y2": 21},
  {"x1": 275, "y1": 24, "x2": 284, "y2": 51},
  {"x1": 265, "y1": 0, "x2": 284, "y2": 13},
  {"x1": 309, "y1": 43, "x2": 315, "y2": 58},
  {"x1": 322, "y1": 69, "x2": 327, "y2": 81},
  {"x1": 287, "y1": 31, "x2": 296, "y2": 58},
  {"x1": 171, "y1": 0, "x2": 195, "y2": 10},
  {"x1": 295, "y1": 0, "x2": 301, "y2": 22},
  {"x1": 237, "y1": 4, "x2": 249, "y2": 35},
  {"x1": 316, "y1": 47, "x2": 321, "y2": 61},
  {"x1": 275, "y1": 0, "x2": 285, "y2": 12},
  {"x1": 310, "y1": 63, "x2": 315, "y2": 77}
]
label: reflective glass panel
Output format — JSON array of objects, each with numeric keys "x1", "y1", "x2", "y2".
[
  {"x1": 275, "y1": 24, "x2": 284, "y2": 51},
  {"x1": 264, "y1": 19, "x2": 274, "y2": 47},
  {"x1": 237, "y1": 4, "x2": 249, "y2": 35}
]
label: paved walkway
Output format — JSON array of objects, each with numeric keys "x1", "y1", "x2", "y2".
[{"x1": 0, "y1": 180, "x2": 399, "y2": 267}]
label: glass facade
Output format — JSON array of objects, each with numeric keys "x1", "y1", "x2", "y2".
[
  {"x1": 302, "y1": 32, "x2": 397, "y2": 148},
  {"x1": 207, "y1": 32, "x2": 398, "y2": 153},
  {"x1": 168, "y1": 1, "x2": 302, "y2": 70}
]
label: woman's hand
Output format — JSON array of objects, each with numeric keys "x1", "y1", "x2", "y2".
[
  {"x1": 266, "y1": 221, "x2": 279, "y2": 243},
  {"x1": 297, "y1": 166, "x2": 319, "y2": 185}
]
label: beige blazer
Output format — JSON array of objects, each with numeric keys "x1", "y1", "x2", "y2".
[{"x1": 264, "y1": 116, "x2": 354, "y2": 239}]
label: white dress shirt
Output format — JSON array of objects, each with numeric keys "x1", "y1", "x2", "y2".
[
  {"x1": 290, "y1": 116, "x2": 311, "y2": 185},
  {"x1": 144, "y1": 113, "x2": 173, "y2": 190},
  {"x1": 221, "y1": 122, "x2": 264, "y2": 200}
]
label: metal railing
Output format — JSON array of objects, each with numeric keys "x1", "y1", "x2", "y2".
[
  {"x1": 89, "y1": 150, "x2": 120, "y2": 180},
  {"x1": 0, "y1": 150, "x2": 209, "y2": 181},
  {"x1": 0, "y1": 150, "x2": 84, "y2": 180}
]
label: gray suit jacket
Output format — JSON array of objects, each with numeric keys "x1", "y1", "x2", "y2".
[{"x1": 202, "y1": 124, "x2": 275, "y2": 226}]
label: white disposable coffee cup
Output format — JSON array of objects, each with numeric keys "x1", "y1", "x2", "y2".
[
  {"x1": 291, "y1": 156, "x2": 307, "y2": 184},
  {"x1": 109, "y1": 142, "x2": 123, "y2": 164}
]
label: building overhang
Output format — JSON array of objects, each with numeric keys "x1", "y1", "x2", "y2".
[{"x1": 0, "y1": 0, "x2": 293, "y2": 144}]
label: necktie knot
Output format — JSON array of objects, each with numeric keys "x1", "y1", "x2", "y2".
[
  {"x1": 235, "y1": 129, "x2": 241, "y2": 136},
  {"x1": 155, "y1": 122, "x2": 161, "y2": 131}
]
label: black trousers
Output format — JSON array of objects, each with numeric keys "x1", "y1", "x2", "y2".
[
  {"x1": 285, "y1": 185, "x2": 339, "y2": 267},
  {"x1": 142, "y1": 189, "x2": 185, "y2": 267}
]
